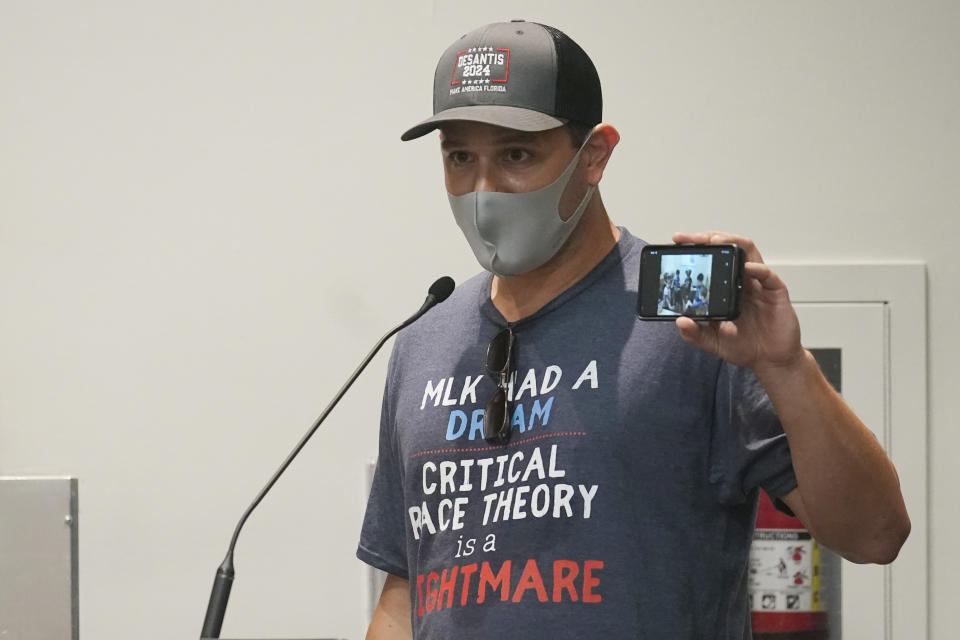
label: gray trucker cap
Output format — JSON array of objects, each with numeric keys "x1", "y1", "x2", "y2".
[{"x1": 401, "y1": 20, "x2": 602, "y2": 141}]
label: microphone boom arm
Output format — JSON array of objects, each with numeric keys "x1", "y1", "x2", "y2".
[{"x1": 200, "y1": 279, "x2": 452, "y2": 638}]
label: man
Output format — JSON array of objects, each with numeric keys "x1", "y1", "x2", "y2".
[
  {"x1": 680, "y1": 269, "x2": 694, "y2": 308},
  {"x1": 358, "y1": 21, "x2": 909, "y2": 639},
  {"x1": 660, "y1": 272, "x2": 675, "y2": 313},
  {"x1": 685, "y1": 273, "x2": 708, "y2": 316}
]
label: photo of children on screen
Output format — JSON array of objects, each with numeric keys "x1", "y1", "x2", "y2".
[{"x1": 657, "y1": 254, "x2": 712, "y2": 317}]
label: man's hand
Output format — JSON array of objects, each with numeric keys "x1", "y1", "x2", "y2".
[
  {"x1": 671, "y1": 231, "x2": 910, "y2": 564},
  {"x1": 671, "y1": 231, "x2": 803, "y2": 374}
]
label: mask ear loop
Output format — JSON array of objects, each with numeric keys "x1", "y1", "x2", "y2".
[{"x1": 553, "y1": 134, "x2": 598, "y2": 226}]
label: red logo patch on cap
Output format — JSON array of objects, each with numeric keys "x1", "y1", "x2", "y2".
[{"x1": 450, "y1": 47, "x2": 510, "y2": 86}]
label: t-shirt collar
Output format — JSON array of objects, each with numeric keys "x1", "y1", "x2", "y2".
[{"x1": 477, "y1": 227, "x2": 640, "y2": 328}]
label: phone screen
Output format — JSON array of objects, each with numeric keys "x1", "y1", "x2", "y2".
[{"x1": 637, "y1": 244, "x2": 744, "y2": 319}]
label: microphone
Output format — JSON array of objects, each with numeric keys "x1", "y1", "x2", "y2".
[
  {"x1": 200, "y1": 276, "x2": 455, "y2": 639},
  {"x1": 414, "y1": 275, "x2": 455, "y2": 316}
]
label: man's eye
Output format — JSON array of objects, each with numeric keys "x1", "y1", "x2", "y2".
[
  {"x1": 504, "y1": 148, "x2": 532, "y2": 163},
  {"x1": 448, "y1": 151, "x2": 471, "y2": 165}
]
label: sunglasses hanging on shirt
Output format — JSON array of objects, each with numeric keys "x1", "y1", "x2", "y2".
[{"x1": 484, "y1": 327, "x2": 515, "y2": 444}]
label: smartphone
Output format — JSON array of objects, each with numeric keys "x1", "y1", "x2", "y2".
[{"x1": 636, "y1": 244, "x2": 746, "y2": 320}]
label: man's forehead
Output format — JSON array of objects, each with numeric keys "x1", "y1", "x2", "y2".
[{"x1": 438, "y1": 121, "x2": 563, "y2": 146}]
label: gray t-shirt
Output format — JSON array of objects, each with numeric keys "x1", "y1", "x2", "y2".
[{"x1": 358, "y1": 229, "x2": 797, "y2": 639}]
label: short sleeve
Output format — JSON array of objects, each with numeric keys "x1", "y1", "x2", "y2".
[
  {"x1": 356, "y1": 346, "x2": 409, "y2": 579},
  {"x1": 709, "y1": 362, "x2": 797, "y2": 506}
]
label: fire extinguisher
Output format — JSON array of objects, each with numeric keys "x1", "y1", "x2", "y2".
[{"x1": 749, "y1": 490, "x2": 833, "y2": 639}]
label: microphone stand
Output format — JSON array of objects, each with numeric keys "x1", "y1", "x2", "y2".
[{"x1": 200, "y1": 278, "x2": 453, "y2": 638}]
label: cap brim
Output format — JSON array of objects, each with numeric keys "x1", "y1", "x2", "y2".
[{"x1": 400, "y1": 105, "x2": 566, "y2": 141}]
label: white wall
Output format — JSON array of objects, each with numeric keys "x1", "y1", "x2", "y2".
[{"x1": 1, "y1": 1, "x2": 956, "y2": 638}]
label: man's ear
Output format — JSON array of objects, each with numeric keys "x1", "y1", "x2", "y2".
[{"x1": 584, "y1": 123, "x2": 620, "y2": 186}]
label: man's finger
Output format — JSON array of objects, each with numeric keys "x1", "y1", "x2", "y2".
[
  {"x1": 676, "y1": 317, "x2": 720, "y2": 355},
  {"x1": 672, "y1": 231, "x2": 763, "y2": 263},
  {"x1": 675, "y1": 316, "x2": 705, "y2": 346},
  {"x1": 671, "y1": 230, "x2": 723, "y2": 244},
  {"x1": 743, "y1": 261, "x2": 786, "y2": 291}
]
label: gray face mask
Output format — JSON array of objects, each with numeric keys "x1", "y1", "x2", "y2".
[{"x1": 448, "y1": 141, "x2": 597, "y2": 277}]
